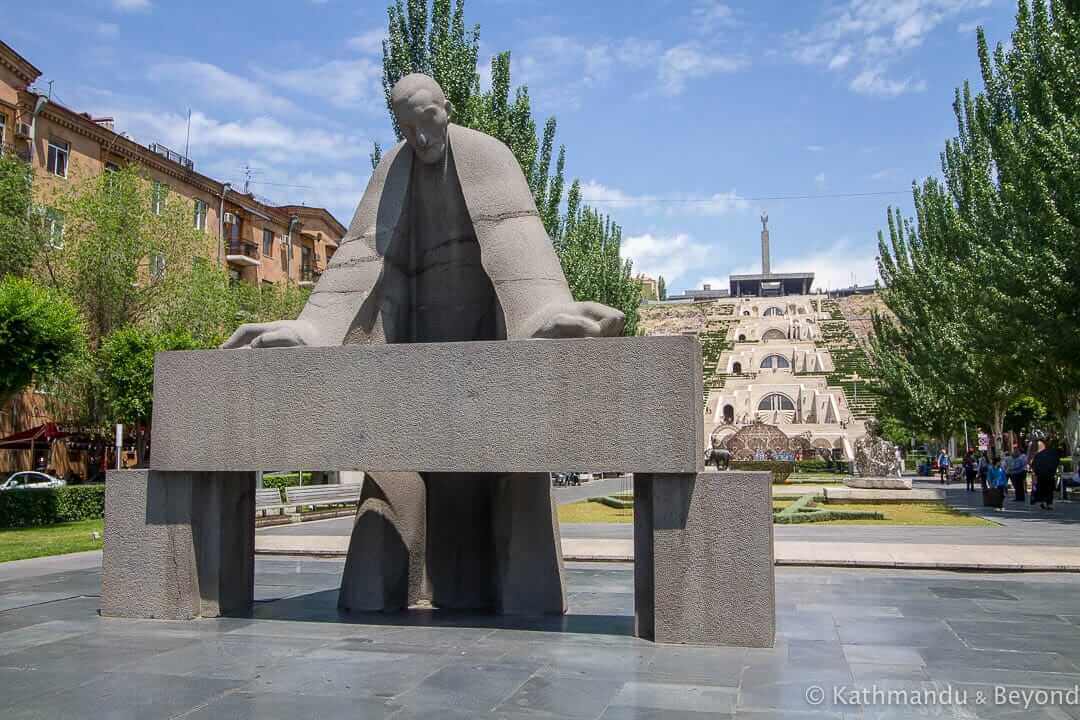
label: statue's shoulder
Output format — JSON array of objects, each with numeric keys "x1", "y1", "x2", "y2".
[
  {"x1": 448, "y1": 124, "x2": 526, "y2": 189},
  {"x1": 449, "y1": 124, "x2": 515, "y2": 162}
]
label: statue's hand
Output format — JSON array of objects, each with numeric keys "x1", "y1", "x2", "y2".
[
  {"x1": 220, "y1": 319, "x2": 324, "y2": 349},
  {"x1": 528, "y1": 301, "x2": 625, "y2": 339}
]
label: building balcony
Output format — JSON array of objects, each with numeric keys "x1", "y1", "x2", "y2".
[{"x1": 225, "y1": 240, "x2": 260, "y2": 267}]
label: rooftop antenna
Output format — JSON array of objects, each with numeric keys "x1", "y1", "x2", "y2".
[
  {"x1": 241, "y1": 164, "x2": 260, "y2": 194},
  {"x1": 184, "y1": 108, "x2": 191, "y2": 160},
  {"x1": 47, "y1": 80, "x2": 54, "y2": 100}
]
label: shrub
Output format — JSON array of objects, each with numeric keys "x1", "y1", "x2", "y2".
[
  {"x1": 729, "y1": 461, "x2": 795, "y2": 484},
  {"x1": 794, "y1": 458, "x2": 830, "y2": 473},
  {"x1": 0, "y1": 484, "x2": 105, "y2": 528},
  {"x1": 262, "y1": 472, "x2": 319, "y2": 495},
  {"x1": 588, "y1": 495, "x2": 633, "y2": 509}
]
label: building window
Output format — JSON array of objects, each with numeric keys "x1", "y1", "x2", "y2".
[
  {"x1": 193, "y1": 199, "x2": 207, "y2": 231},
  {"x1": 760, "y1": 354, "x2": 790, "y2": 369},
  {"x1": 150, "y1": 252, "x2": 166, "y2": 280},
  {"x1": 47, "y1": 139, "x2": 69, "y2": 177},
  {"x1": 45, "y1": 208, "x2": 65, "y2": 249},
  {"x1": 151, "y1": 181, "x2": 167, "y2": 215},
  {"x1": 758, "y1": 393, "x2": 795, "y2": 412},
  {"x1": 764, "y1": 306, "x2": 785, "y2": 317},
  {"x1": 0, "y1": 113, "x2": 6, "y2": 154},
  {"x1": 762, "y1": 328, "x2": 787, "y2": 341},
  {"x1": 262, "y1": 229, "x2": 274, "y2": 258}
]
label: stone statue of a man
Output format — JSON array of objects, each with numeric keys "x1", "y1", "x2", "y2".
[{"x1": 223, "y1": 74, "x2": 624, "y2": 615}]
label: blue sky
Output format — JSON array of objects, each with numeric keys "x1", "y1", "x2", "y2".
[{"x1": 7, "y1": 0, "x2": 1017, "y2": 292}]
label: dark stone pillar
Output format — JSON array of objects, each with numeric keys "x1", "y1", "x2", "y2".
[
  {"x1": 492, "y1": 473, "x2": 566, "y2": 615},
  {"x1": 633, "y1": 471, "x2": 775, "y2": 647},
  {"x1": 102, "y1": 469, "x2": 255, "y2": 620}
]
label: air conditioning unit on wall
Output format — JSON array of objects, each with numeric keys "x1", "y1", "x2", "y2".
[{"x1": 222, "y1": 212, "x2": 237, "y2": 225}]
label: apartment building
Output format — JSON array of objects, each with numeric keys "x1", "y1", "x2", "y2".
[
  {"x1": 0, "y1": 40, "x2": 346, "y2": 288},
  {"x1": 0, "y1": 40, "x2": 347, "y2": 478}
]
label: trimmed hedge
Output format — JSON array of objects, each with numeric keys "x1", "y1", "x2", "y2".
[
  {"x1": 774, "y1": 493, "x2": 883, "y2": 524},
  {"x1": 262, "y1": 472, "x2": 319, "y2": 494},
  {"x1": 729, "y1": 461, "x2": 795, "y2": 484},
  {"x1": 794, "y1": 458, "x2": 830, "y2": 473},
  {"x1": 588, "y1": 495, "x2": 634, "y2": 509},
  {"x1": 0, "y1": 485, "x2": 106, "y2": 528}
]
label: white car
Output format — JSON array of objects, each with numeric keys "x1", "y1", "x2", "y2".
[{"x1": 0, "y1": 471, "x2": 66, "y2": 490}]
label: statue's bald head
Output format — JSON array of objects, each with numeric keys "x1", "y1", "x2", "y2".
[{"x1": 391, "y1": 74, "x2": 452, "y2": 165}]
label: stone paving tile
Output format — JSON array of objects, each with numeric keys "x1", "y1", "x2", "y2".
[
  {"x1": 0, "y1": 667, "x2": 99, "y2": 711},
  {"x1": 106, "y1": 633, "x2": 330, "y2": 681},
  {"x1": 0, "y1": 620, "x2": 93, "y2": 656},
  {"x1": 834, "y1": 617, "x2": 964, "y2": 647},
  {"x1": 841, "y1": 644, "x2": 925, "y2": 667},
  {"x1": 189, "y1": 689, "x2": 401, "y2": 719},
  {"x1": 243, "y1": 647, "x2": 451, "y2": 699},
  {"x1": 0, "y1": 630, "x2": 199, "y2": 674},
  {"x1": 919, "y1": 645, "x2": 1080, "y2": 674},
  {"x1": 494, "y1": 671, "x2": 624, "y2": 718},
  {"x1": 391, "y1": 660, "x2": 544, "y2": 713},
  {"x1": 599, "y1": 708, "x2": 733, "y2": 720},
  {"x1": 0, "y1": 591, "x2": 83, "y2": 612},
  {"x1": 0, "y1": 671, "x2": 240, "y2": 720},
  {"x1": 608, "y1": 681, "x2": 738, "y2": 714}
]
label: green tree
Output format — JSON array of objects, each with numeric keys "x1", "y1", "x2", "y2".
[
  {"x1": 0, "y1": 153, "x2": 46, "y2": 279},
  {"x1": 657, "y1": 275, "x2": 667, "y2": 301},
  {"x1": 0, "y1": 275, "x2": 84, "y2": 405},
  {"x1": 558, "y1": 182, "x2": 640, "y2": 336},
  {"x1": 975, "y1": 0, "x2": 1080, "y2": 451},
  {"x1": 97, "y1": 325, "x2": 200, "y2": 466},
  {"x1": 49, "y1": 165, "x2": 213, "y2": 347}
]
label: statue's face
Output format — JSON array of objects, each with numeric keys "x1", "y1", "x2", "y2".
[{"x1": 396, "y1": 90, "x2": 450, "y2": 165}]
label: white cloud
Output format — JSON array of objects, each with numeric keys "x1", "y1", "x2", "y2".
[
  {"x1": 869, "y1": 168, "x2": 895, "y2": 180},
  {"x1": 850, "y1": 68, "x2": 926, "y2": 97},
  {"x1": 148, "y1": 62, "x2": 294, "y2": 114},
  {"x1": 791, "y1": 0, "x2": 987, "y2": 96},
  {"x1": 828, "y1": 49, "x2": 852, "y2": 70},
  {"x1": 814, "y1": 172, "x2": 826, "y2": 187},
  {"x1": 692, "y1": 1, "x2": 735, "y2": 31},
  {"x1": 262, "y1": 57, "x2": 384, "y2": 112},
  {"x1": 580, "y1": 181, "x2": 749, "y2": 217},
  {"x1": 957, "y1": 19, "x2": 984, "y2": 33},
  {"x1": 806, "y1": 144, "x2": 825, "y2": 152},
  {"x1": 659, "y1": 45, "x2": 745, "y2": 96},
  {"x1": 348, "y1": 28, "x2": 386, "y2": 55},
  {"x1": 112, "y1": 0, "x2": 149, "y2": 10},
  {"x1": 96, "y1": 22, "x2": 119, "y2": 37},
  {"x1": 622, "y1": 233, "x2": 712, "y2": 287},
  {"x1": 113, "y1": 109, "x2": 371, "y2": 163}
]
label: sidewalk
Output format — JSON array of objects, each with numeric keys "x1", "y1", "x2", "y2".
[
  {"x1": 256, "y1": 480, "x2": 1080, "y2": 571},
  {"x1": 254, "y1": 533, "x2": 1080, "y2": 571}
]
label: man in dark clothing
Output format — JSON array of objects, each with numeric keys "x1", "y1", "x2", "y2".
[
  {"x1": 963, "y1": 451, "x2": 977, "y2": 492},
  {"x1": 1031, "y1": 441, "x2": 1061, "y2": 510}
]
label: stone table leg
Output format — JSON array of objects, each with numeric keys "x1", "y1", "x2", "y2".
[
  {"x1": 633, "y1": 471, "x2": 775, "y2": 647},
  {"x1": 102, "y1": 469, "x2": 255, "y2": 620}
]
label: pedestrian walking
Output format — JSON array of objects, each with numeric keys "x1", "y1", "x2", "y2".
[
  {"x1": 977, "y1": 451, "x2": 989, "y2": 490},
  {"x1": 963, "y1": 450, "x2": 977, "y2": 492},
  {"x1": 1006, "y1": 445, "x2": 1028, "y2": 502},
  {"x1": 937, "y1": 448, "x2": 950, "y2": 485},
  {"x1": 895, "y1": 446, "x2": 903, "y2": 478},
  {"x1": 986, "y1": 456, "x2": 1008, "y2": 511},
  {"x1": 1031, "y1": 439, "x2": 1061, "y2": 510}
]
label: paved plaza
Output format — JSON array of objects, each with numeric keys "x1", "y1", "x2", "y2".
[{"x1": 2, "y1": 551, "x2": 1080, "y2": 718}]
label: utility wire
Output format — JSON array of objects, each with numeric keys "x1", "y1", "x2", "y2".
[{"x1": 585, "y1": 190, "x2": 910, "y2": 205}]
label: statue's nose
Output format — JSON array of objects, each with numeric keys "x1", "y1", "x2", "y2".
[{"x1": 416, "y1": 131, "x2": 429, "y2": 149}]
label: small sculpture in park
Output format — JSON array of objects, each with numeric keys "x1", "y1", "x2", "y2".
[
  {"x1": 223, "y1": 74, "x2": 624, "y2": 615},
  {"x1": 705, "y1": 445, "x2": 731, "y2": 471},
  {"x1": 852, "y1": 419, "x2": 901, "y2": 478}
]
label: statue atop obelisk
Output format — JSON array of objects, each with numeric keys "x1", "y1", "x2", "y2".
[{"x1": 760, "y1": 210, "x2": 770, "y2": 275}]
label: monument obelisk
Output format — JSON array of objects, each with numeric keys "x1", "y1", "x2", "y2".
[{"x1": 760, "y1": 210, "x2": 770, "y2": 275}]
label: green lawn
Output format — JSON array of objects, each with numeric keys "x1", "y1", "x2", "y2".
[
  {"x1": 0, "y1": 519, "x2": 104, "y2": 563},
  {"x1": 560, "y1": 499, "x2": 996, "y2": 526}
]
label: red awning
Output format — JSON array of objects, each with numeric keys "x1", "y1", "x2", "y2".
[{"x1": 0, "y1": 423, "x2": 70, "y2": 450}]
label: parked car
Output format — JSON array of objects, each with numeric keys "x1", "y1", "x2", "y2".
[{"x1": 0, "y1": 471, "x2": 66, "y2": 491}]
